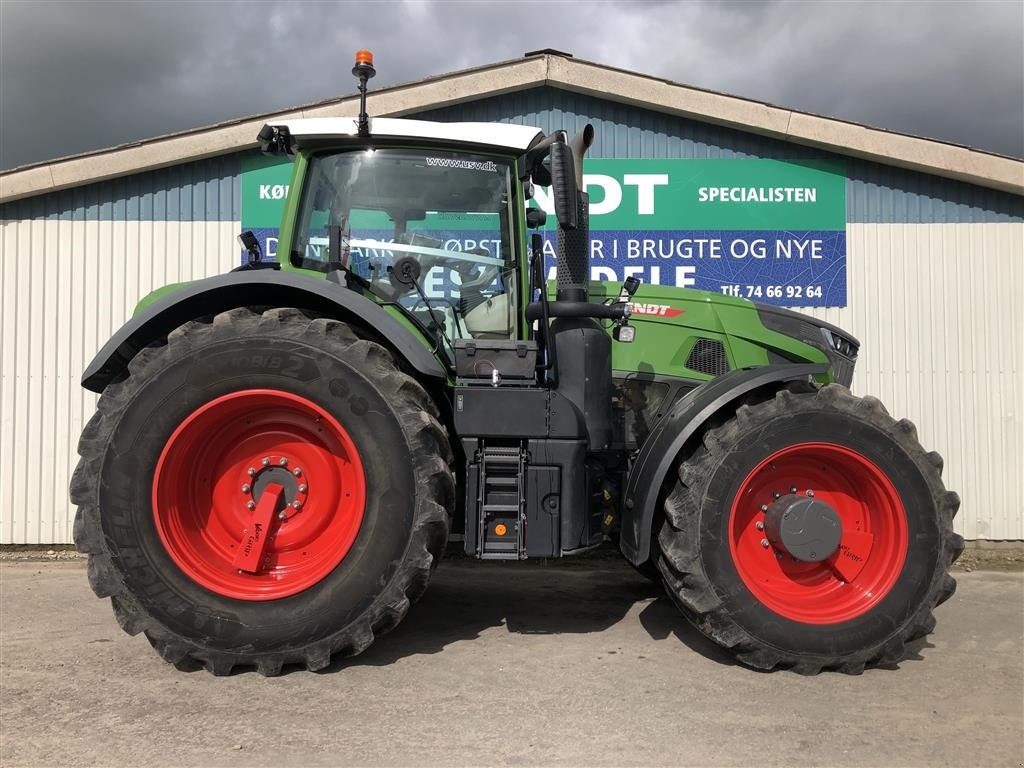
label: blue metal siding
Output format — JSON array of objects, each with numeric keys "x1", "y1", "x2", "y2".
[
  {"x1": 414, "y1": 87, "x2": 1024, "y2": 224},
  {"x1": 0, "y1": 154, "x2": 243, "y2": 222}
]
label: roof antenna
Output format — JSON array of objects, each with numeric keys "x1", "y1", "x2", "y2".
[{"x1": 352, "y1": 50, "x2": 376, "y2": 138}]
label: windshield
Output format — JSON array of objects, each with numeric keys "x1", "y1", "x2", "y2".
[{"x1": 293, "y1": 149, "x2": 517, "y2": 346}]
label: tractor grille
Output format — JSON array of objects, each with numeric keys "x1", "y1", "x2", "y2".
[{"x1": 686, "y1": 339, "x2": 730, "y2": 377}]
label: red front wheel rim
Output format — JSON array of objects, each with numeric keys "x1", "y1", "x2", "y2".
[
  {"x1": 152, "y1": 389, "x2": 366, "y2": 601},
  {"x1": 728, "y1": 442, "x2": 908, "y2": 624}
]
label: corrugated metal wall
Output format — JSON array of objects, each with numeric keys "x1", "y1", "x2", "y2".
[
  {"x1": 0, "y1": 158, "x2": 241, "y2": 543},
  {"x1": 1, "y1": 86, "x2": 1021, "y2": 542},
  {"x1": 811, "y1": 223, "x2": 1022, "y2": 539}
]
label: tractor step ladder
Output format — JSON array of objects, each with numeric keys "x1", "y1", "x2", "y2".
[{"x1": 476, "y1": 444, "x2": 527, "y2": 560}]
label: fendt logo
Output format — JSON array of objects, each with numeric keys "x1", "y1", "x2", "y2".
[{"x1": 628, "y1": 303, "x2": 685, "y2": 318}]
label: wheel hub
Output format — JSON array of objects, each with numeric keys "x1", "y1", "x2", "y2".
[
  {"x1": 764, "y1": 494, "x2": 842, "y2": 562},
  {"x1": 242, "y1": 455, "x2": 308, "y2": 519}
]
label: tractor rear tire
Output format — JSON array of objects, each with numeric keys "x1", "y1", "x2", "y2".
[
  {"x1": 656, "y1": 384, "x2": 963, "y2": 674},
  {"x1": 71, "y1": 307, "x2": 453, "y2": 675}
]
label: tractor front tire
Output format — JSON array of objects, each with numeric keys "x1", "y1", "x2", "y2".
[
  {"x1": 656, "y1": 384, "x2": 963, "y2": 674},
  {"x1": 71, "y1": 307, "x2": 453, "y2": 675}
]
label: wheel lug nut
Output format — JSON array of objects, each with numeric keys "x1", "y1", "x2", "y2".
[
  {"x1": 755, "y1": 521, "x2": 764, "y2": 531},
  {"x1": 247, "y1": 501, "x2": 256, "y2": 510},
  {"x1": 760, "y1": 504, "x2": 769, "y2": 512},
  {"x1": 262, "y1": 457, "x2": 270, "y2": 466},
  {"x1": 292, "y1": 500, "x2": 302, "y2": 510},
  {"x1": 772, "y1": 491, "x2": 781, "y2": 499},
  {"x1": 277, "y1": 511, "x2": 286, "y2": 520},
  {"x1": 761, "y1": 538, "x2": 770, "y2": 548},
  {"x1": 279, "y1": 458, "x2": 288, "y2": 466},
  {"x1": 806, "y1": 489, "x2": 815, "y2": 497},
  {"x1": 292, "y1": 468, "x2": 302, "y2": 477},
  {"x1": 298, "y1": 484, "x2": 307, "y2": 493},
  {"x1": 241, "y1": 484, "x2": 250, "y2": 493},
  {"x1": 789, "y1": 486, "x2": 797, "y2": 493},
  {"x1": 247, "y1": 467, "x2": 256, "y2": 477}
]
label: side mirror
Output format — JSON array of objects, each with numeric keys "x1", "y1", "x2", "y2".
[
  {"x1": 237, "y1": 230, "x2": 262, "y2": 263},
  {"x1": 549, "y1": 139, "x2": 578, "y2": 230},
  {"x1": 525, "y1": 207, "x2": 547, "y2": 229}
]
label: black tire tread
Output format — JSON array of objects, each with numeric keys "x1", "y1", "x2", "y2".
[
  {"x1": 72, "y1": 306, "x2": 454, "y2": 676},
  {"x1": 657, "y1": 383, "x2": 964, "y2": 674}
]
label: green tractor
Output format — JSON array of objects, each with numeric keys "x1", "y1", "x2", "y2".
[{"x1": 71, "y1": 53, "x2": 962, "y2": 676}]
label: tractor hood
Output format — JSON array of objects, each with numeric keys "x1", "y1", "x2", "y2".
[{"x1": 583, "y1": 280, "x2": 858, "y2": 386}]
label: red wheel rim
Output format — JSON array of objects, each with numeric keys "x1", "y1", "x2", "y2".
[
  {"x1": 728, "y1": 442, "x2": 907, "y2": 624},
  {"x1": 152, "y1": 389, "x2": 366, "y2": 601}
]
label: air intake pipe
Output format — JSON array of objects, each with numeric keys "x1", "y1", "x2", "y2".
[
  {"x1": 554, "y1": 124, "x2": 594, "y2": 303},
  {"x1": 548, "y1": 124, "x2": 612, "y2": 450}
]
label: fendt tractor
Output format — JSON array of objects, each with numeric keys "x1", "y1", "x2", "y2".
[{"x1": 72, "y1": 52, "x2": 963, "y2": 676}]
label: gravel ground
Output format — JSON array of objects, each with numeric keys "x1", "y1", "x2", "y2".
[{"x1": 1, "y1": 558, "x2": 1022, "y2": 768}]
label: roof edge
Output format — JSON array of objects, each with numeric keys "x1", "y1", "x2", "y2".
[
  {"x1": 546, "y1": 56, "x2": 1023, "y2": 196},
  {"x1": 2, "y1": 52, "x2": 1021, "y2": 203}
]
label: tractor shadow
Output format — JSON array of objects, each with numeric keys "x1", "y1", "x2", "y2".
[
  {"x1": 634, "y1": 597, "x2": 739, "y2": 667},
  {"x1": 327, "y1": 550, "x2": 936, "y2": 674},
  {"x1": 319, "y1": 548, "x2": 736, "y2": 672}
]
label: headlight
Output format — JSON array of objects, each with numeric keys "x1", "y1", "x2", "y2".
[{"x1": 822, "y1": 328, "x2": 858, "y2": 359}]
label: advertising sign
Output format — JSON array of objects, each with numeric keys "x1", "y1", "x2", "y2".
[{"x1": 240, "y1": 155, "x2": 847, "y2": 307}]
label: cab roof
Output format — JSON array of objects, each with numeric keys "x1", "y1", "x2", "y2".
[{"x1": 264, "y1": 117, "x2": 544, "y2": 154}]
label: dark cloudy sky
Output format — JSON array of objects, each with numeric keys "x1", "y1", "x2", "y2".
[{"x1": 1, "y1": 0, "x2": 1022, "y2": 171}]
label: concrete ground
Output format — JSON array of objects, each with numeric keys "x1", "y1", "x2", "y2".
[{"x1": 1, "y1": 558, "x2": 1021, "y2": 768}]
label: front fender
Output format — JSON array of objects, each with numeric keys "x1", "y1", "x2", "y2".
[
  {"x1": 619, "y1": 364, "x2": 828, "y2": 567},
  {"x1": 82, "y1": 270, "x2": 446, "y2": 392}
]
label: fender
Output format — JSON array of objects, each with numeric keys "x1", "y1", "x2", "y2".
[
  {"x1": 619, "y1": 364, "x2": 828, "y2": 566},
  {"x1": 82, "y1": 270, "x2": 446, "y2": 393}
]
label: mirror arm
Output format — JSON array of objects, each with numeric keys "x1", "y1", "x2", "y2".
[{"x1": 529, "y1": 233, "x2": 558, "y2": 386}]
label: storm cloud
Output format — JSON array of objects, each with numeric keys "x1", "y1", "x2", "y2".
[{"x1": 1, "y1": 0, "x2": 1021, "y2": 171}]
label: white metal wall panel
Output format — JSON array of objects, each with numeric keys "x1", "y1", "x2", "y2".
[
  {"x1": 0, "y1": 218, "x2": 238, "y2": 543},
  {"x1": 805, "y1": 222, "x2": 1023, "y2": 540}
]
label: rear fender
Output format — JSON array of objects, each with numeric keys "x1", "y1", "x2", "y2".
[
  {"x1": 82, "y1": 270, "x2": 446, "y2": 392},
  {"x1": 619, "y1": 364, "x2": 828, "y2": 567}
]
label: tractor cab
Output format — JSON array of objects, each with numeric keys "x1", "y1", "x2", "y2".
[
  {"x1": 254, "y1": 116, "x2": 629, "y2": 366},
  {"x1": 261, "y1": 120, "x2": 544, "y2": 354}
]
